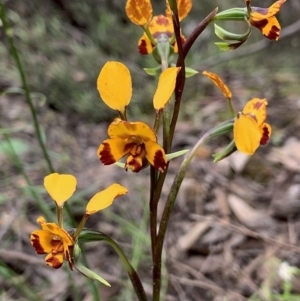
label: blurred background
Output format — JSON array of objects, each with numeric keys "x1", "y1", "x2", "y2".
[{"x1": 1, "y1": 0, "x2": 300, "y2": 300}]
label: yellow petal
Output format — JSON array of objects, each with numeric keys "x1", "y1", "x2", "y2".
[
  {"x1": 44, "y1": 173, "x2": 77, "y2": 206},
  {"x1": 31, "y1": 230, "x2": 54, "y2": 254},
  {"x1": 108, "y1": 118, "x2": 157, "y2": 143},
  {"x1": 165, "y1": 0, "x2": 192, "y2": 21},
  {"x1": 242, "y1": 98, "x2": 268, "y2": 126},
  {"x1": 86, "y1": 184, "x2": 128, "y2": 215},
  {"x1": 251, "y1": 0, "x2": 285, "y2": 21},
  {"x1": 97, "y1": 138, "x2": 131, "y2": 165},
  {"x1": 202, "y1": 71, "x2": 232, "y2": 99},
  {"x1": 153, "y1": 67, "x2": 180, "y2": 110},
  {"x1": 234, "y1": 113, "x2": 261, "y2": 155},
  {"x1": 97, "y1": 61, "x2": 132, "y2": 112},
  {"x1": 125, "y1": 0, "x2": 153, "y2": 26},
  {"x1": 149, "y1": 15, "x2": 173, "y2": 38},
  {"x1": 144, "y1": 140, "x2": 167, "y2": 172},
  {"x1": 138, "y1": 33, "x2": 154, "y2": 54}
]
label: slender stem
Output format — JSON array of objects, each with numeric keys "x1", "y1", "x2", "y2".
[
  {"x1": 0, "y1": 124, "x2": 53, "y2": 221},
  {"x1": 154, "y1": 130, "x2": 212, "y2": 283},
  {"x1": 152, "y1": 7, "x2": 186, "y2": 300},
  {"x1": 0, "y1": 4, "x2": 54, "y2": 173},
  {"x1": 149, "y1": 166, "x2": 158, "y2": 260},
  {"x1": 79, "y1": 229, "x2": 148, "y2": 301}
]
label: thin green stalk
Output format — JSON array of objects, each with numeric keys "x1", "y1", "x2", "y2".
[
  {"x1": 0, "y1": 124, "x2": 53, "y2": 221},
  {"x1": 149, "y1": 166, "x2": 158, "y2": 259},
  {"x1": 0, "y1": 3, "x2": 54, "y2": 173},
  {"x1": 79, "y1": 229, "x2": 148, "y2": 301},
  {"x1": 154, "y1": 130, "x2": 212, "y2": 301},
  {"x1": 152, "y1": 4, "x2": 185, "y2": 300}
]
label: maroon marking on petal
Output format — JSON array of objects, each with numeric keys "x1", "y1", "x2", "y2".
[
  {"x1": 250, "y1": 19, "x2": 268, "y2": 30},
  {"x1": 125, "y1": 157, "x2": 143, "y2": 173},
  {"x1": 253, "y1": 101, "x2": 264, "y2": 110},
  {"x1": 65, "y1": 247, "x2": 74, "y2": 270},
  {"x1": 138, "y1": 39, "x2": 153, "y2": 55},
  {"x1": 266, "y1": 25, "x2": 280, "y2": 40},
  {"x1": 153, "y1": 150, "x2": 167, "y2": 172},
  {"x1": 260, "y1": 126, "x2": 270, "y2": 145},
  {"x1": 99, "y1": 142, "x2": 116, "y2": 165},
  {"x1": 124, "y1": 142, "x2": 136, "y2": 153},
  {"x1": 31, "y1": 234, "x2": 47, "y2": 254},
  {"x1": 46, "y1": 253, "x2": 63, "y2": 269},
  {"x1": 155, "y1": 15, "x2": 171, "y2": 26}
]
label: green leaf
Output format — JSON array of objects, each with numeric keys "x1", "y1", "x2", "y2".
[
  {"x1": 144, "y1": 65, "x2": 161, "y2": 76},
  {"x1": 166, "y1": 149, "x2": 189, "y2": 161},
  {"x1": 74, "y1": 263, "x2": 111, "y2": 286},
  {"x1": 212, "y1": 140, "x2": 237, "y2": 162},
  {"x1": 185, "y1": 67, "x2": 199, "y2": 78}
]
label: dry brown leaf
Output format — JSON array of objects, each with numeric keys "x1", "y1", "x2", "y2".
[
  {"x1": 268, "y1": 138, "x2": 300, "y2": 171},
  {"x1": 228, "y1": 194, "x2": 276, "y2": 232}
]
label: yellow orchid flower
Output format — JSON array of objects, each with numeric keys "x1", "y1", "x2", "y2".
[
  {"x1": 126, "y1": 0, "x2": 192, "y2": 55},
  {"x1": 249, "y1": 0, "x2": 286, "y2": 40},
  {"x1": 31, "y1": 174, "x2": 128, "y2": 269},
  {"x1": 234, "y1": 98, "x2": 271, "y2": 154},
  {"x1": 30, "y1": 216, "x2": 74, "y2": 269},
  {"x1": 98, "y1": 118, "x2": 167, "y2": 172}
]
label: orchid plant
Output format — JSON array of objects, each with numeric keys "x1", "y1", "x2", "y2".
[{"x1": 28, "y1": 0, "x2": 285, "y2": 300}]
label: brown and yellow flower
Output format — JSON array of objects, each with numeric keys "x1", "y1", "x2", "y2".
[
  {"x1": 31, "y1": 216, "x2": 74, "y2": 269},
  {"x1": 248, "y1": 0, "x2": 286, "y2": 40},
  {"x1": 31, "y1": 173, "x2": 128, "y2": 270},
  {"x1": 126, "y1": 0, "x2": 192, "y2": 55},
  {"x1": 234, "y1": 98, "x2": 271, "y2": 155},
  {"x1": 98, "y1": 118, "x2": 167, "y2": 172}
]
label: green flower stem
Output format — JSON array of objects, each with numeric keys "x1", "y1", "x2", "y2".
[
  {"x1": 0, "y1": 4, "x2": 54, "y2": 173},
  {"x1": 149, "y1": 166, "x2": 158, "y2": 259},
  {"x1": 143, "y1": 25, "x2": 156, "y2": 46},
  {"x1": 73, "y1": 213, "x2": 89, "y2": 242},
  {"x1": 0, "y1": 124, "x2": 53, "y2": 221},
  {"x1": 152, "y1": 7, "x2": 186, "y2": 300},
  {"x1": 79, "y1": 229, "x2": 148, "y2": 301},
  {"x1": 57, "y1": 205, "x2": 64, "y2": 228},
  {"x1": 227, "y1": 98, "x2": 236, "y2": 118},
  {"x1": 153, "y1": 129, "x2": 213, "y2": 301}
]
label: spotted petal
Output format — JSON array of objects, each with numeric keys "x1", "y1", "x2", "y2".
[
  {"x1": 203, "y1": 71, "x2": 232, "y2": 99},
  {"x1": 126, "y1": 0, "x2": 153, "y2": 26},
  {"x1": 166, "y1": 0, "x2": 192, "y2": 22},
  {"x1": 250, "y1": 0, "x2": 286, "y2": 40},
  {"x1": 138, "y1": 33, "x2": 154, "y2": 54},
  {"x1": 242, "y1": 98, "x2": 268, "y2": 126},
  {"x1": 98, "y1": 138, "x2": 131, "y2": 165},
  {"x1": 145, "y1": 140, "x2": 167, "y2": 172}
]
